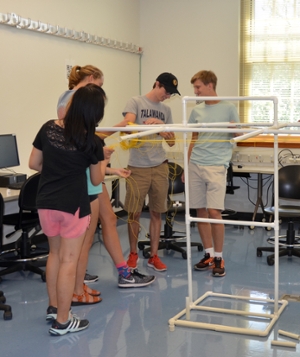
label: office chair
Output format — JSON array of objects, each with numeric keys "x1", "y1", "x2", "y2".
[
  {"x1": 138, "y1": 162, "x2": 203, "y2": 259},
  {"x1": 256, "y1": 165, "x2": 300, "y2": 266},
  {"x1": 0, "y1": 173, "x2": 47, "y2": 281},
  {"x1": 0, "y1": 193, "x2": 13, "y2": 320}
]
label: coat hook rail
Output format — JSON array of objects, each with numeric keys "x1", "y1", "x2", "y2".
[{"x1": 0, "y1": 11, "x2": 143, "y2": 55}]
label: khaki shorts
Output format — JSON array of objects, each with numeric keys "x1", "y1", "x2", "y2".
[
  {"x1": 124, "y1": 163, "x2": 169, "y2": 213},
  {"x1": 189, "y1": 163, "x2": 227, "y2": 210}
]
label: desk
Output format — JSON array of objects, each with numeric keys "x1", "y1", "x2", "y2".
[
  {"x1": 232, "y1": 165, "x2": 274, "y2": 225},
  {"x1": 0, "y1": 187, "x2": 20, "y2": 203},
  {"x1": 0, "y1": 175, "x2": 123, "y2": 245},
  {"x1": 0, "y1": 187, "x2": 20, "y2": 244},
  {"x1": 1, "y1": 175, "x2": 123, "y2": 206},
  {"x1": 232, "y1": 134, "x2": 300, "y2": 225}
]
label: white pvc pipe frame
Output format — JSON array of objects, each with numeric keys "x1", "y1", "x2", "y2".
[{"x1": 98, "y1": 95, "x2": 299, "y2": 337}]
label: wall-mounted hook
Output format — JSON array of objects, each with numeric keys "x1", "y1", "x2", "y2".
[
  {"x1": 0, "y1": 13, "x2": 10, "y2": 24},
  {"x1": 34, "y1": 21, "x2": 42, "y2": 31},
  {"x1": 28, "y1": 20, "x2": 38, "y2": 30},
  {"x1": 10, "y1": 13, "x2": 20, "y2": 26},
  {"x1": 92, "y1": 35, "x2": 100, "y2": 45},
  {"x1": 73, "y1": 31, "x2": 81, "y2": 40},
  {"x1": 48, "y1": 24, "x2": 59, "y2": 34},
  {"x1": 64, "y1": 28, "x2": 72, "y2": 38},
  {"x1": 85, "y1": 33, "x2": 91, "y2": 43},
  {"x1": 56, "y1": 27, "x2": 67, "y2": 36},
  {"x1": 39, "y1": 22, "x2": 49, "y2": 33},
  {"x1": 16, "y1": 17, "x2": 31, "y2": 29},
  {"x1": 69, "y1": 29, "x2": 75, "y2": 38},
  {"x1": 80, "y1": 32, "x2": 88, "y2": 42}
]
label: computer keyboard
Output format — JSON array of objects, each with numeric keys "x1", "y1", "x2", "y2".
[{"x1": 7, "y1": 182, "x2": 24, "y2": 190}]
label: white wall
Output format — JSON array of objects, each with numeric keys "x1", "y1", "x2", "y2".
[
  {"x1": 0, "y1": 0, "x2": 141, "y2": 177},
  {"x1": 140, "y1": 0, "x2": 240, "y2": 121}
]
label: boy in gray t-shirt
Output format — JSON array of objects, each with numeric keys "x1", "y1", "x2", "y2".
[{"x1": 122, "y1": 73, "x2": 180, "y2": 272}]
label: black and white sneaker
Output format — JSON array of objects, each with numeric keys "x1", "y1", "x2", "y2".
[
  {"x1": 49, "y1": 316, "x2": 89, "y2": 336},
  {"x1": 46, "y1": 306, "x2": 73, "y2": 321},
  {"x1": 83, "y1": 272, "x2": 98, "y2": 283},
  {"x1": 118, "y1": 269, "x2": 155, "y2": 288}
]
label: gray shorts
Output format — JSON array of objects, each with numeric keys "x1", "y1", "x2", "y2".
[
  {"x1": 124, "y1": 163, "x2": 169, "y2": 213},
  {"x1": 189, "y1": 163, "x2": 227, "y2": 210}
]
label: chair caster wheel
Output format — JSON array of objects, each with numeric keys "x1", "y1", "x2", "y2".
[
  {"x1": 249, "y1": 225, "x2": 255, "y2": 230},
  {"x1": 41, "y1": 272, "x2": 46, "y2": 282},
  {"x1": 267, "y1": 256, "x2": 274, "y2": 266},
  {"x1": 143, "y1": 251, "x2": 150, "y2": 259},
  {"x1": 265, "y1": 226, "x2": 272, "y2": 231},
  {"x1": 257, "y1": 250, "x2": 262, "y2": 257},
  {"x1": 182, "y1": 252, "x2": 187, "y2": 259},
  {"x1": 3, "y1": 309, "x2": 12, "y2": 320},
  {"x1": 138, "y1": 242, "x2": 145, "y2": 250}
]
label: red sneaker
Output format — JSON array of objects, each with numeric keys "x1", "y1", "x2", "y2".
[
  {"x1": 147, "y1": 255, "x2": 167, "y2": 272},
  {"x1": 127, "y1": 252, "x2": 139, "y2": 269}
]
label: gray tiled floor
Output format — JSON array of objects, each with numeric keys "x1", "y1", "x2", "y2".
[{"x1": 1, "y1": 215, "x2": 300, "y2": 357}]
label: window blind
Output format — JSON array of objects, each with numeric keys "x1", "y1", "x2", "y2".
[{"x1": 240, "y1": 0, "x2": 300, "y2": 124}]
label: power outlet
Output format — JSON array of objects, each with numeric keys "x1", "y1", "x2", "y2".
[
  {"x1": 65, "y1": 59, "x2": 75, "y2": 83},
  {"x1": 289, "y1": 157, "x2": 300, "y2": 163}
]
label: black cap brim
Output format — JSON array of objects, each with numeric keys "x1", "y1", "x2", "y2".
[{"x1": 165, "y1": 85, "x2": 181, "y2": 96}]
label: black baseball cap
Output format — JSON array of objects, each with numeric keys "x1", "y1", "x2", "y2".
[{"x1": 156, "y1": 72, "x2": 180, "y2": 95}]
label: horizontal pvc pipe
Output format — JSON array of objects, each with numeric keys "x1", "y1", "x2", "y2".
[
  {"x1": 198, "y1": 291, "x2": 286, "y2": 304},
  {"x1": 194, "y1": 305, "x2": 274, "y2": 319},
  {"x1": 119, "y1": 127, "x2": 161, "y2": 141},
  {"x1": 278, "y1": 329, "x2": 300, "y2": 340},
  {"x1": 98, "y1": 125, "x2": 300, "y2": 136},
  {"x1": 186, "y1": 217, "x2": 275, "y2": 229},
  {"x1": 271, "y1": 340, "x2": 297, "y2": 348},
  {"x1": 182, "y1": 95, "x2": 278, "y2": 103},
  {"x1": 100, "y1": 126, "x2": 250, "y2": 133},
  {"x1": 172, "y1": 319, "x2": 276, "y2": 337},
  {"x1": 231, "y1": 129, "x2": 264, "y2": 143}
]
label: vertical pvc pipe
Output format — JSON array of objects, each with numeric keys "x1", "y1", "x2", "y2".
[
  {"x1": 186, "y1": 297, "x2": 191, "y2": 320},
  {"x1": 182, "y1": 97, "x2": 193, "y2": 302},
  {"x1": 272, "y1": 97, "x2": 279, "y2": 314}
]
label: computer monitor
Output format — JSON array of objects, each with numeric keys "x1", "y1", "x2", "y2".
[{"x1": 0, "y1": 134, "x2": 20, "y2": 169}]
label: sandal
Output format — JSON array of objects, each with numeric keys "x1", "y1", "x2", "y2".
[
  {"x1": 83, "y1": 283, "x2": 101, "y2": 296},
  {"x1": 71, "y1": 291, "x2": 102, "y2": 306}
]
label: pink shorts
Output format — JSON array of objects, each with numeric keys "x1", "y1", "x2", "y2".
[{"x1": 38, "y1": 209, "x2": 90, "y2": 239}]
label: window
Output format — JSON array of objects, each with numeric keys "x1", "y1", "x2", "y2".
[{"x1": 240, "y1": 0, "x2": 300, "y2": 124}]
